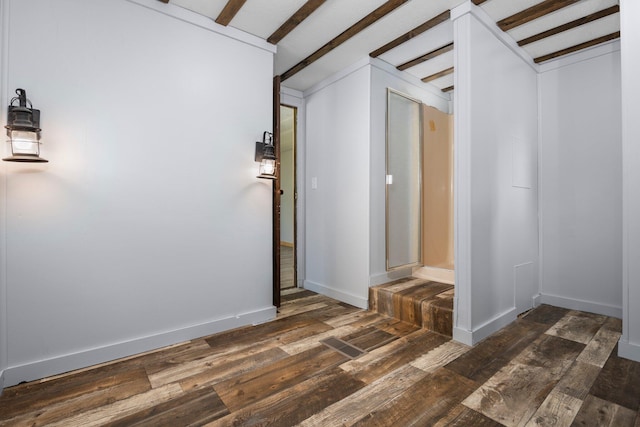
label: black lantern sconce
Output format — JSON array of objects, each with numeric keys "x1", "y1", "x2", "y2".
[
  {"x1": 3, "y1": 88, "x2": 48, "y2": 163},
  {"x1": 255, "y1": 131, "x2": 276, "y2": 180}
]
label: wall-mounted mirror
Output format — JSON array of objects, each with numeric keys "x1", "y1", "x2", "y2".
[{"x1": 386, "y1": 89, "x2": 422, "y2": 271}]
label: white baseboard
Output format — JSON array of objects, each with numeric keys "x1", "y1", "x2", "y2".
[
  {"x1": 369, "y1": 267, "x2": 413, "y2": 287},
  {"x1": 532, "y1": 293, "x2": 542, "y2": 307},
  {"x1": 304, "y1": 280, "x2": 368, "y2": 309},
  {"x1": 453, "y1": 307, "x2": 517, "y2": 346},
  {"x1": 618, "y1": 339, "x2": 640, "y2": 363},
  {"x1": 539, "y1": 293, "x2": 622, "y2": 318},
  {"x1": 0, "y1": 369, "x2": 5, "y2": 395},
  {"x1": 3, "y1": 306, "x2": 276, "y2": 388}
]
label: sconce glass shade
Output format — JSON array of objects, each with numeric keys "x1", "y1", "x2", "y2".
[
  {"x1": 255, "y1": 131, "x2": 277, "y2": 180},
  {"x1": 3, "y1": 88, "x2": 48, "y2": 163}
]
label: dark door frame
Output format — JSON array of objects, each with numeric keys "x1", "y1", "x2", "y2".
[{"x1": 272, "y1": 76, "x2": 281, "y2": 307}]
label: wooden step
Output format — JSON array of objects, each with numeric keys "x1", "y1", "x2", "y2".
[{"x1": 369, "y1": 278, "x2": 454, "y2": 337}]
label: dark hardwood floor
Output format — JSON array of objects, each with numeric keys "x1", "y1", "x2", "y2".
[{"x1": 1, "y1": 289, "x2": 639, "y2": 426}]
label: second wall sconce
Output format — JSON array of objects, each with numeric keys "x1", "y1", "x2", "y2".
[
  {"x1": 255, "y1": 131, "x2": 276, "y2": 180},
  {"x1": 4, "y1": 88, "x2": 48, "y2": 163}
]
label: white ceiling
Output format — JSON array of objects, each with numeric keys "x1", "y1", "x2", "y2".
[{"x1": 168, "y1": 0, "x2": 621, "y2": 93}]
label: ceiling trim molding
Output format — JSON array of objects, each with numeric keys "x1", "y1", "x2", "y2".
[
  {"x1": 125, "y1": 0, "x2": 276, "y2": 53},
  {"x1": 268, "y1": 0, "x2": 327, "y2": 45},
  {"x1": 535, "y1": 33, "x2": 621, "y2": 64},
  {"x1": 452, "y1": 2, "x2": 538, "y2": 72},
  {"x1": 369, "y1": 9, "x2": 450, "y2": 58},
  {"x1": 281, "y1": 0, "x2": 410, "y2": 81},
  {"x1": 538, "y1": 39, "x2": 620, "y2": 73}
]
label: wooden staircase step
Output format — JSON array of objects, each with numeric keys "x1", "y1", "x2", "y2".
[{"x1": 369, "y1": 278, "x2": 454, "y2": 337}]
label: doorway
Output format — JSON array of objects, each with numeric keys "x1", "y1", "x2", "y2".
[{"x1": 280, "y1": 104, "x2": 297, "y2": 292}]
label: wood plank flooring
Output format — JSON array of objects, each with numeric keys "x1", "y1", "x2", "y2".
[{"x1": 1, "y1": 288, "x2": 639, "y2": 426}]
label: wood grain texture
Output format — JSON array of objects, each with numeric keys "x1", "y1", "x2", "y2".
[
  {"x1": 534, "y1": 32, "x2": 621, "y2": 63},
  {"x1": 422, "y1": 66, "x2": 454, "y2": 83},
  {"x1": 518, "y1": 5, "x2": 620, "y2": 47},
  {"x1": 281, "y1": 0, "x2": 410, "y2": 81},
  {"x1": 370, "y1": 10, "x2": 450, "y2": 58},
  {"x1": 2, "y1": 292, "x2": 639, "y2": 427},
  {"x1": 524, "y1": 390, "x2": 582, "y2": 427},
  {"x1": 397, "y1": 42, "x2": 454, "y2": 71},
  {"x1": 497, "y1": 0, "x2": 580, "y2": 31},
  {"x1": 214, "y1": 0, "x2": 247, "y2": 26},
  {"x1": 571, "y1": 394, "x2": 638, "y2": 427},
  {"x1": 267, "y1": 0, "x2": 327, "y2": 45},
  {"x1": 546, "y1": 311, "x2": 607, "y2": 344}
]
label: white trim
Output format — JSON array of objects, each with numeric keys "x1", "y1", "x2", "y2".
[
  {"x1": 452, "y1": 2, "x2": 538, "y2": 72},
  {"x1": 538, "y1": 40, "x2": 620, "y2": 73},
  {"x1": 368, "y1": 57, "x2": 451, "y2": 102},
  {"x1": 0, "y1": 0, "x2": 9, "y2": 395},
  {"x1": 3, "y1": 306, "x2": 276, "y2": 388},
  {"x1": 539, "y1": 293, "x2": 622, "y2": 319},
  {"x1": 452, "y1": 12, "x2": 472, "y2": 334},
  {"x1": 533, "y1": 293, "x2": 542, "y2": 307},
  {"x1": 281, "y1": 87, "x2": 306, "y2": 289},
  {"x1": 124, "y1": 0, "x2": 276, "y2": 54},
  {"x1": 304, "y1": 280, "x2": 368, "y2": 309},
  {"x1": 453, "y1": 307, "x2": 517, "y2": 346},
  {"x1": 303, "y1": 57, "x2": 371, "y2": 97},
  {"x1": 618, "y1": 339, "x2": 640, "y2": 363},
  {"x1": 369, "y1": 267, "x2": 412, "y2": 287}
]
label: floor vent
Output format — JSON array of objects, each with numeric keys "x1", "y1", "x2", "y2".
[{"x1": 320, "y1": 337, "x2": 365, "y2": 359}]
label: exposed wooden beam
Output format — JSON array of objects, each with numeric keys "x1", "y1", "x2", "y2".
[
  {"x1": 442, "y1": 85, "x2": 454, "y2": 93},
  {"x1": 215, "y1": 0, "x2": 247, "y2": 26},
  {"x1": 421, "y1": 67, "x2": 454, "y2": 84},
  {"x1": 268, "y1": 0, "x2": 327, "y2": 45},
  {"x1": 281, "y1": 0, "x2": 410, "y2": 81},
  {"x1": 498, "y1": 0, "x2": 580, "y2": 32},
  {"x1": 370, "y1": 10, "x2": 450, "y2": 58},
  {"x1": 518, "y1": 5, "x2": 620, "y2": 47},
  {"x1": 158, "y1": 0, "x2": 169, "y2": 3},
  {"x1": 397, "y1": 42, "x2": 453, "y2": 71},
  {"x1": 534, "y1": 31, "x2": 620, "y2": 63},
  {"x1": 471, "y1": 0, "x2": 488, "y2": 5}
]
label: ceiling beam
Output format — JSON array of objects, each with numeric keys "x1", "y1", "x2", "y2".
[
  {"x1": 498, "y1": 0, "x2": 580, "y2": 32},
  {"x1": 281, "y1": 0, "x2": 410, "y2": 81},
  {"x1": 471, "y1": 0, "x2": 488, "y2": 5},
  {"x1": 534, "y1": 31, "x2": 620, "y2": 63},
  {"x1": 397, "y1": 42, "x2": 453, "y2": 71},
  {"x1": 268, "y1": 0, "x2": 327, "y2": 45},
  {"x1": 442, "y1": 85, "x2": 454, "y2": 93},
  {"x1": 215, "y1": 0, "x2": 247, "y2": 26},
  {"x1": 370, "y1": 10, "x2": 450, "y2": 58},
  {"x1": 421, "y1": 67, "x2": 454, "y2": 84},
  {"x1": 158, "y1": 0, "x2": 169, "y2": 3},
  {"x1": 518, "y1": 5, "x2": 620, "y2": 47}
]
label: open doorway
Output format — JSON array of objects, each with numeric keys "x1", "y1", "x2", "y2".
[{"x1": 280, "y1": 104, "x2": 297, "y2": 291}]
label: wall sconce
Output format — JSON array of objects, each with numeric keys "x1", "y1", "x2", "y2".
[
  {"x1": 3, "y1": 88, "x2": 48, "y2": 163},
  {"x1": 255, "y1": 131, "x2": 276, "y2": 180}
]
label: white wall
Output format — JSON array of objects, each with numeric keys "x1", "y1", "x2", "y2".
[
  {"x1": 0, "y1": 0, "x2": 276, "y2": 388},
  {"x1": 368, "y1": 59, "x2": 450, "y2": 286},
  {"x1": 539, "y1": 45, "x2": 622, "y2": 317},
  {"x1": 303, "y1": 64, "x2": 371, "y2": 308},
  {"x1": 453, "y1": 5, "x2": 539, "y2": 344},
  {"x1": 620, "y1": 0, "x2": 640, "y2": 362}
]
